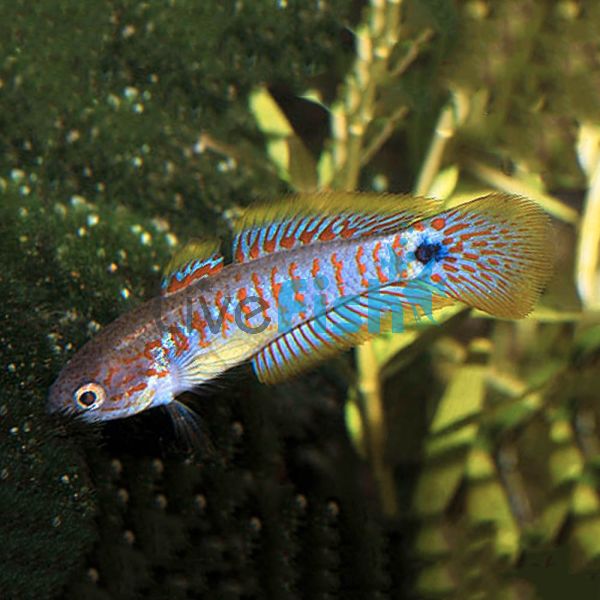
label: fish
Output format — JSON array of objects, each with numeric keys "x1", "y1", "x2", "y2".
[{"x1": 47, "y1": 192, "x2": 553, "y2": 434}]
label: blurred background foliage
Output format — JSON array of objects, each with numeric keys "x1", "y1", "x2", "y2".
[{"x1": 2, "y1": 0, "x2": 600, "y2": 598}]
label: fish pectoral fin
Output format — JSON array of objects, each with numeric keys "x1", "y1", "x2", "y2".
[
  {"x1": 162, "y1": 238, "x2": 224, "y2": 296},
  {"x1": 252, "y1": 281, "x2": 450, "y2": 385}
]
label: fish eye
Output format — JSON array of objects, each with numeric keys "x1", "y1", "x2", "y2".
[{"x1": 74, "y1": 382, "x2": 106, "y2": 410}]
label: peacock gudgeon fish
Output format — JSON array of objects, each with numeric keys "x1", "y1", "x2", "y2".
[{"x1": 48, "y1": 192, "x2": 553, "y2": 431}]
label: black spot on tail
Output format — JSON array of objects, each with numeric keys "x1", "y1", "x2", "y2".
[{"x1": 415, "y1": 242, "x2": 443, "y2": 264}]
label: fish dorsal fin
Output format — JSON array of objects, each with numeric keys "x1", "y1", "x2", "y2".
[
  {"x1": 252, "y1": 280, "x2": 452, "y2": 384},
  {"x1": 162, "y1": 238, "x2": 224, "y2": 296},
  {"x1": 232, "y1": 192, "x2": 440, "y2": 263}
]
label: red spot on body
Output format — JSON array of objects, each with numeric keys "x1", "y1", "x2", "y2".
[
  {"x1": 251, "y1": 272, "x2": 270, "y2": 318},
  {"x1": 372, "y1": 241, "x2": 389, "y2": 284},
  {"x1": 311, "y1": 258, "x2": 320, "y2": 278},
  {"x1": 488, "y1": 258, "x2": 500, "y2": 266},
  {"x1": 413, "y1": 222, "x2": 425, "y2": 232},
  {"x1": 461, "y1": 264, "x2": 476, "y2": 273},
  {"x1": 169, "y1": 324, "x2": 190, "y2": 356},
  {"x1": 215, "y1": 290, "x2": 235, "y2": 337},
  {"x1": 270, "y1": 267, "x2": 282, "y2": 305},
  {"x1": 449, "y1": 242, "x2": 464, "y2": 253},
  {"x1": 288, "y1": 261, "x2": 305, "y2": 306},
  {"x1": 330, "y1": 252, "x2": 345, "y2": 295},
  {"x1": 431, "y1": 217, "x2": 446, "y2": 230},
  {"x1": 355, "y1": 246, "x2": 368, "y2": 288},
  {"x1": 444, "y1": 264, "x2": 459, "y2": 273},
  {"x1": 463, "y1": 252, "x2": 479, "y2": 260},
  {"x1": 431, "y1": 273, "x2": 442, "y2": 283},
  {"x1": 191, "y1": 310, "x2": 210, "y2": 347},
  {"x1": 237, "y1": 287, "x2": 252, "y2": 316}
]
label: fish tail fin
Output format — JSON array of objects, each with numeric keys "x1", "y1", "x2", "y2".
[{"x1": 426, "y1": 193, "x2": 554, "y2": 318}]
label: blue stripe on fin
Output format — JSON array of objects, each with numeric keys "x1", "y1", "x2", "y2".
[{"x1": 162, "y1": 238, "x2": 224, "y2": 296}]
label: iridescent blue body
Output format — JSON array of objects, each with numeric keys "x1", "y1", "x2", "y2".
[{"x1": 48, "y1": 192, "x2": 552, "y2": 428}]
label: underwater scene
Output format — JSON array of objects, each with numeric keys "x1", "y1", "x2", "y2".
[{"x1": 2, "y1": 1, "x2": 600, "y2": 598}]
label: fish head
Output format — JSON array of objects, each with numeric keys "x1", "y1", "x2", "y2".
[{"x1": 48, "y1": 316, "x2": 174, "y2": 422}]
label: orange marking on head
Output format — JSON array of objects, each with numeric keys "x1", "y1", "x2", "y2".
[
  {"x1": 442, "y1": 237, "x2": 453, "y2": 245},
  {"x1": 392, "y1": 235, "x2": 402, "y2": 252},
  {"x1": 330, "y1": 252, "x2": 345, "y2": 295},
  {"x1": 413, "y1": 222, "x2": 425, "y2": 232},
  {"x1": 449, "y1": 242, "x2": 464, "y2": 253},
  {"x1": 122, "y1": 352, "x2": 143, "y2": 365},
  {"x1": 431, "y1": 273, "x2": 442, "y2": 283},
  {"x1": 103, "y1": 366, "x2": 119, "y2": 388},
  {"x1": 431, "y1": 217, "x2": 446, "y2": 230},
  {"x1": 111, "y1": 393, "x2": 123, "y2": 403},
  {"x1": 126, "y1": 381, "x2": 147, "y2": 397}
]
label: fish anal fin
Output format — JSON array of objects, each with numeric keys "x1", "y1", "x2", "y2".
[
  {"x1": 162, "y1": 238, "x2": 224, "y2": 296},
  {"x1": 233, "y1": 192, "x2": 440, "y2": 263},
  {"x1": 252, "y1": 281, "x2": 450, "y2": 384}
]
